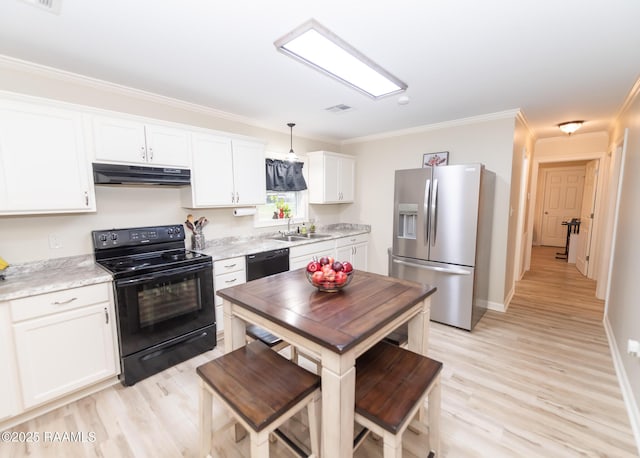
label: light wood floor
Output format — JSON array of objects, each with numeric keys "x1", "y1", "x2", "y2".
[{"x1": 2, "y1": 247, "x2": 637, "y2": 457}]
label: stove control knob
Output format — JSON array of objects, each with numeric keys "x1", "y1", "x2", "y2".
[
  {"x1": 168, "y1": 227, "x2": 174, "y2": 235},
  {"x1": 110, "y1": 233, "x2": 118, "y2": 241},
  {"x1": 99, "y1": 234, "x2": 108, "y2": 242},
  {"x1": 174, "y1": 226, "x2": 181, "y2": 234}
]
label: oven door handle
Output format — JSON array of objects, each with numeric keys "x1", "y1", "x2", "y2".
[{"x1": 115, "y1": 263, "x2": 211, "y2": 287}]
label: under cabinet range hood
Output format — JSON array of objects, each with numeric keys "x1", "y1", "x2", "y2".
[{"x1": 92, "y1": 163, "x2": 191, "y2": 186}]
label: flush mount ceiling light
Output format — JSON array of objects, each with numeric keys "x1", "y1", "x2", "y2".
[
  {"x1": 286, "y1": 123, "x2": 298, "y2": 162},
  {"x1": 275, "y1": 19, "x2": 407, "y2": 100},
  {"x1": 557, "y1": 120, "x2": 584, "y2": 135}
]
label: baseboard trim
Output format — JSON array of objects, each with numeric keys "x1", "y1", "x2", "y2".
[
  {"x1": 603, "y1": 315, "x2": 640, "y2": 455},
  {"x1": 0, "y1": 376, "x2": 120, "y2": 431},
  {"x1": 479, "y1": 298, "x2": 507, "y2": 313}
]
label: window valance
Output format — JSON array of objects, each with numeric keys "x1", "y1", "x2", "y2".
[{"x1": 265, "y1": 159, "x2": 307, "y2": 191}]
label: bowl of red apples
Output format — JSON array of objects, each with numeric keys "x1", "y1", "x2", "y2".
[{"x1": 305, "y1": 255, "x2": 354, "y2": 292}]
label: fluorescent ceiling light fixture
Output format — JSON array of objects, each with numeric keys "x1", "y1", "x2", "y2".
[{"x1": 275, "y1": 19, "x2": 407, "y2": 99}]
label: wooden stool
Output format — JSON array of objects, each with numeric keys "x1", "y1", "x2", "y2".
[
  {"x1": 246, "y1": 324, "x2": 321, "y2": 374},
  {"x1": 197, "y1": 340, "x2": 321, "y2": 458},
  {"x1": 355, "y1": 341, "x2": 443, "y2": 457}
]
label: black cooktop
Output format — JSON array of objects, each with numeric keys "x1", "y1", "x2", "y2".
[
  {"x1": 97, "y1": 249, "x2": 209, "y2": 276},
  {"x1": 92, "y1": 225, "x2": 211, "y2": 279}
]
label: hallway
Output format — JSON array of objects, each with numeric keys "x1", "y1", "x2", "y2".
[{"x1": 428, "y1": 246, "x2": 637, "y2": 457}]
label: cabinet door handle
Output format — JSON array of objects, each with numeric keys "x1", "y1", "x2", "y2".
[
  {"x1": 141, "y1": 146, "x2": 146, "y2": 161},
  {"x1": 52, "y1": 297, "x2": 77, "y2": 305},
  {"x1": 148, "y1": 147, "x2": 153, "y2": 161},
  {"x1": 104, "y1": 307, "x2": 109, "y2": 324},
  {"x1": 224, "y1": 263, "x2": 237, "y2": 269},
  {"x1": 84, "y1": 191, "x2": 89, "y2": 206},
  {"x1": 236, "y1": 192, "x2": 239, "y2": 203},
  {"x1": 224, "y1": 278, "x2": 237, "y2": 284}
]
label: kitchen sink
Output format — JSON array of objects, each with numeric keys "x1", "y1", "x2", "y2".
[
  {"x1": 297, "y1": 233, "x2": 332, "y2": 239},
  {"x1": 268, "y1": 233, "x2": 333, "y2": 242},
  {"x1": 268, "y1": 234, "x2": 307, "y2": 242}
]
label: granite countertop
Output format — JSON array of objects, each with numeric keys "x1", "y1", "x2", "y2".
[
  {"x1": 200, "y1": 223, "x2": 370, "y2": 261},
  {"x1": 0, "y1": 223, "x2": 370, "y2": 302},
  {"x1": 0, "y1": 255, "x2": 112, "y2": 302}
]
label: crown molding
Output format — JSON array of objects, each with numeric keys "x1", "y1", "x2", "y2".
[
  {"x1": 0, "y1": 54, "x2": 338, "y2": 144},
  {"x1": 535, "y1": 130, "x2": 609, "y2": 145},
  {"x1": 614, "y1": 74, "x2": 640, "y2": 125},
  {"x1": 341, "y1": 109, "x2": 522, "y2": 145},
  {"x1": 515, "y1": 109, "x2": 536, "y2": 141}
]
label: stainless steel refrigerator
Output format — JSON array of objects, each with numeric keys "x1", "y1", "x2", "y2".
[{"x1": 388, "y1": 164, "x2": 494, "y2": 330}]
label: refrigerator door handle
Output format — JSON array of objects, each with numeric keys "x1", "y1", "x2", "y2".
[
  {"x1": 424, "y1": 178, "x2": 431, "y2": 245},
  {"x1": 392, "y1": 258, "x2": 471, "y2": 276},
  {"x1": 431, "y1": 178, "x2": 439, "y2": 246}
]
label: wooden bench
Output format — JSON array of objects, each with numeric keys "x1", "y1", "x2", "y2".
[
  {"x1": 197, "y1": 340, "x2": 321, "y2": 458},
  {"x1": 355, "y1": 341, "x2": 443, "y2": 457}
]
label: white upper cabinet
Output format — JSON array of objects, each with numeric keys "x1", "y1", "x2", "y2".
[
  {"x1": 183, "y1": 133, "x2": 266, "y2": 208},
  {"x1": 92, "y1": 115, "x2": 190, "y2": 168},
  {"x1": 307, "y1": 151, "x2": 355, "y2": 204},
  {"x1": 0, "y1": 98, "x2": 95, "y2": 215},
  {"x1": 231, "y1": 139, "x2": 267, "y2": 205}
]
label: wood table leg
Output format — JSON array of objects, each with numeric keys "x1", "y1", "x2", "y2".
[
  {"x1": 199, "y1": 380, "x2": 212, "y2": 458},
  {"x1": 408, "y1": 297, "x2": 430, "y2": 424},
  {"x1": 321, "y1": 361, "x2": 356, "y2": 458},
  {"x1": 223, "y1": 299, "x2": 248, "y2": 443}
]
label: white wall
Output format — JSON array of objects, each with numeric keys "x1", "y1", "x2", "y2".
[
  {"x1": 606, "y1": 79, "x2": 640, "y2": 451},
  {"x1": 341, "y1": 113, "x2": 518, "y2": 308},
  {"x1": 0, "y1": 60, "x2": 341, "y2": 264}
]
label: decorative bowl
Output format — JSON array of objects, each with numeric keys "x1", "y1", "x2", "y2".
[{"x1": 305, "y1": 269, "x2": 354, "y2": 292}]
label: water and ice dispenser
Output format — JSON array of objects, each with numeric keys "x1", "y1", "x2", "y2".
[{"x1": 397, "y1": 203, "x2": 418, "y2": 240}]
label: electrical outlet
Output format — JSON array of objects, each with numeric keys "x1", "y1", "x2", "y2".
[
  {"x1": 48, "y1": 233, "x2": 63, "y2": 249},
  {"x1": 628, "y1": 339, "x2": 640, "y2": 357}
]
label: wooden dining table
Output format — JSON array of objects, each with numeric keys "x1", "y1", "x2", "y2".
[{"x1": 218, "y1": 268, "x2": 436, "y2": 458}]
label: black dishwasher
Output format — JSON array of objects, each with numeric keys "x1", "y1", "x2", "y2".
[
  {"x1": 245, "y1": 248, "x2": 290, "y2": 346},
  {"x1": 246, "y1": 248, "x2": 290, "y2": 281}
]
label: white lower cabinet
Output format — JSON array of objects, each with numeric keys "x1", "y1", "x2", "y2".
[
  {"x1": 289, "y1": 240, "x2": 337, "y2": 270},
  {"x1": 9, "y1": 283, "x2": 118, "y2": 410},
  {"x1": 0, "y1": 304, "x2": 19, "y2": 421},
  {"x1": 213, "y1": 257, "x2": 247, "y2": 333},
  {"x1": 335, "y1": 234, "x2": 369, "y2": 271}
]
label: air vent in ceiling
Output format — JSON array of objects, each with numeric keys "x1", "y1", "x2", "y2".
[
  {"x1": 19, "y1": 0, "x2": 62, "y2": 14},
  {"x1": 325, "y1": 104, "x2": 353, "y2": 114}
]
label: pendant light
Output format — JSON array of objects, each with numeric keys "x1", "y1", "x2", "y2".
[{"x1": 287, "y1": 122, "x2": 298, "y2": 162}]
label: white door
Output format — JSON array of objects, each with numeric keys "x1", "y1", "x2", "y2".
[
  {"x1": 191, "y1": 133, "x2": 234, "y2": 206},
  {"x1": 540, "y1": 167, "x2": 585, "y2": 247},
  {"x1": 13, "y1": 304, "x2": 117, "y2": 409},
  {"x1": 144, "y1": 124, "x2": 190, "y2": 168},
  {"x1": 0, "y1": 101, "x2": 94, "y2": 214},
  {"x1": 231, "y1": 139, "x2": 266, "y2": 206},
  {"x1": 92, "y1": 116, "x2": 147, "y2": 164},
  {"x1": 338, "y1": 156, "x2": 355, "y2": 202},
  {"x1": 576, "y1": 160, "x2": 599, "y2": 276},
  {"x1": 324, "y1": 154, "x2": 341, "y2": 202}
]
